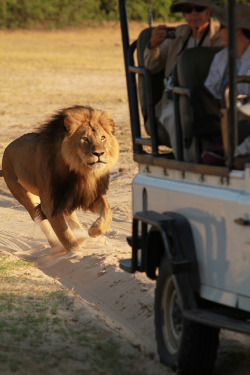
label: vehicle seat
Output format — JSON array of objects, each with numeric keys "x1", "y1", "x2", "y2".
[
  {"x1": 137, "y1": 28, "x2": 171, "y2": 146},
  {"x1": 174, "y1": 46, "x2": 222, "y2": 162}
]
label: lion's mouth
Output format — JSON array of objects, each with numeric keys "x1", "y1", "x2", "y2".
[{"x1": 87, "y1": 160, "x2": 106, "y2": 166}]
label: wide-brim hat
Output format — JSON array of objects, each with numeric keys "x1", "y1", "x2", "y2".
[
  {"x1": 170, "y1": 0, "x2": 212, "y2": 13},
  {"x1": 212, "y1": 4, "x2": 250, "y2": 31}
]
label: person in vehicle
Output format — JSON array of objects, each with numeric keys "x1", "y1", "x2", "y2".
[
  {"x1": 234, "y1": 135, "x2": 250, "y2": 170},
  {"x1": 144, "y1": 0, "x2": 223, "y2": 154},
  {"x1": 191, "y1": 4, "x2": 250, "y2": 166}
]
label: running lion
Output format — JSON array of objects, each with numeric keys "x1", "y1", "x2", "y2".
[{"x1": 0, "y1": 105, "x2": 119, "y2": 252}]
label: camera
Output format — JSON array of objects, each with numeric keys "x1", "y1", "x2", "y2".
[{"x1": 165, "y1": 27, "x2": 176, "y2": 39}]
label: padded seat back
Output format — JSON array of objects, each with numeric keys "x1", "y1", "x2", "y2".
[
  {"x1": 137, "y1": 28, "x2": 170, "y2": 146},
  {"x1": 176, "y1": 47, "x2": 222, "y2": 155}
]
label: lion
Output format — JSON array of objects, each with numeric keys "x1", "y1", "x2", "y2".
[{"x1": 0, "y1": 105, "x2": 119, "y2": 252}]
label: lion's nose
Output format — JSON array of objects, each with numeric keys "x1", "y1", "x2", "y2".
[{"x1": 92, "y1": 151, "x2": 104, "y2": 158}]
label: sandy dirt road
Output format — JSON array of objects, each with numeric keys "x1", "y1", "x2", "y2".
[{"x1": 0, "y1": 26, "x2": 249, "y2": 374}]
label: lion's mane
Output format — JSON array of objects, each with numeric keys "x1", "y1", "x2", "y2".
[{"x1": 35, "y1": 105, "x2": 117, "y2": 217}]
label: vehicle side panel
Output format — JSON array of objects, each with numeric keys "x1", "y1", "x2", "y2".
[{"x1": 133, "y1": 171, "x2": 250, "y2": 311}]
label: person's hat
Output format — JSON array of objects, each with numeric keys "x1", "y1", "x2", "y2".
[
  {"x1": 213, "y1": 4, "x2": 250, "y2": 30},
  {"x1": 170, "y1": 0, "x2": 213, "y2": 13}
]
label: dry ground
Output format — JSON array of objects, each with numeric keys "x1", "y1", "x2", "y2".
[{"x1": 0, "y1": 23, "x2": 249, "y2": 375}]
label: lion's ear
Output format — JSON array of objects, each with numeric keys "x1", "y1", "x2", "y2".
[
  {"x1": 102, "y1": 111, "x2": 115, "y2": 134},
  {"x1": 108, "y1": 119, "x2": 115, "y2": 134},
  {"x1": 64, "y1": 116, "x2": 79, "y2": 134}
]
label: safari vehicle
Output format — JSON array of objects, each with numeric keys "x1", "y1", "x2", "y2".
[{"x1": 118, "y1": 0, "x2": 250, "y2": 374}]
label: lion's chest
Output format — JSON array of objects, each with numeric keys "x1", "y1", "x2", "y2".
[{"x1": 51, "y1": 171, "x2": 110, "y2": 216}]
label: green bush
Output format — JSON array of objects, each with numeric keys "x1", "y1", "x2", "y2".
[
  {"x1": 0, "y1": 0, "x2": 102, "y2": 29},
  {"x1": 0, "y1": 0, "x2": 249, "y2": 29},
  {"x1": 0, "y1": 0, "x2": 179, "y2": 28}
]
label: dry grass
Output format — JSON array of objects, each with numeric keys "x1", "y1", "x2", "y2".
[
  {"x1": 0, "y1": 23, "x2": 147, "y2": 166},
  {"x1": 0, "y1": 251, "x2": 154, "y2": 375},
  {"x1": 0, "y1": 23, "x2": 147, "y2": 141},
  {"x1": 1, "y1": 28, "x2": 126, "y2": 131}
]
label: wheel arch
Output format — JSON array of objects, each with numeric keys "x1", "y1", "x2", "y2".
[{"x1": 143, "y1": 211, "x2": 200, "y2": 309}]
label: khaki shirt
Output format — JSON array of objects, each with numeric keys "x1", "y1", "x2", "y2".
[{"x1": 144, "y1": 19, "x2": 222, "y2": 79}]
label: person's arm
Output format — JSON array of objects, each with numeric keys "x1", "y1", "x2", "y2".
[
  {"x1": 204, "y1": 49, "x2": 226, "y2": 100},
  {"x1": 147, "y1": 25, "x2": 168, "y2": 49},
  {"x1": 144, "y1": 25, "x2": 170, "y2": 74}
]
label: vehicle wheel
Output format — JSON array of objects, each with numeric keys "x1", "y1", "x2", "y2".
[{"x1": 155, "y1": 256, "x2": 219, "y2": 375}]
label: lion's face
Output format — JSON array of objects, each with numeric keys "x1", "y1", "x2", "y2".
[
  {"x1": 72, "y1": 123, "x2": 116, "y2": 171},
  {"x1": 61, "y1": 107, "x2": 119, "y2": 175}
]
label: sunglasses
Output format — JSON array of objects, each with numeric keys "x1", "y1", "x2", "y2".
[{"x1": 182, "y1": 5, "x2": 207, "y2": 13}]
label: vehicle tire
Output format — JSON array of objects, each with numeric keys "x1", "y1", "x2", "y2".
[{"x1": 155, "y1": 255, "x2": 219, "y2": 375}]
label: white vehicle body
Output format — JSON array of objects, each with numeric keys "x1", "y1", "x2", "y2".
[{"x1": 133, "y1": 165, "x2": 250, "y2": 312}]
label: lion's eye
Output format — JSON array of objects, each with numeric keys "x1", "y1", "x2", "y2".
[
  {"x1": 81, "y1": 136, "x2": 89, "y2": 143},
  {"x1": 101, "y1": 135, "x2": 106, "y2": 142}
]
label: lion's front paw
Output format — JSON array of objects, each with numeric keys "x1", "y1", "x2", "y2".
[
  {"x1": 88, "y1": 218, "x2": 110, "y2": 238},
  {"x1": 88, "y1": 226, "x2": 102, "y2": 238}
]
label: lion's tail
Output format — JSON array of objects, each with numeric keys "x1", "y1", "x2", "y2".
[{"x1": 0, "y1": 170, "x2": 3, "y2": 177}]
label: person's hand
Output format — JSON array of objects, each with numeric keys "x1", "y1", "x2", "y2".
[{"x1": 148, "y1": 25, "x2": 167, "y2": 49}]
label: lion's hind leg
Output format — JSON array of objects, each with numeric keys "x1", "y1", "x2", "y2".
[
  {"x1": 2, "y1": 173, "x2": 59, "y2": 248},
  {"x1": 3, "y1": 172, "x2": 38, "y2": 221}
]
